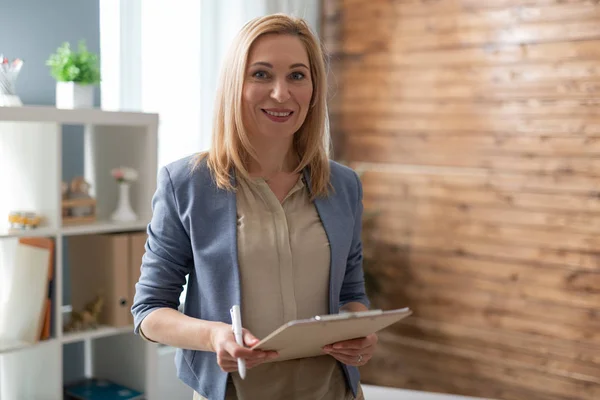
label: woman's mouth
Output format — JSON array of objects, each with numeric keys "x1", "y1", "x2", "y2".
[{"x1": 262, "y1": 109, "x2": 294, "y2": 123}]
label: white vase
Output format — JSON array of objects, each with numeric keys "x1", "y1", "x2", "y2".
[
  {"x1": 0, "y1": 94, "x2": 22, "y2": 106},
  {"x1": 0, "y1": 68, "x2": 23, "y2": 106},
  {"x1": 56, "y1": 81, "x2": 94, "y2": 109},
  {"x1": 111, "y1": 182, "x2": 138, "y2": 222}
]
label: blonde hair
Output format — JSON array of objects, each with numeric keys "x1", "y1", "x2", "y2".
[{"x1": 194, "y1": 13, "x2": 331, "y2": 198}]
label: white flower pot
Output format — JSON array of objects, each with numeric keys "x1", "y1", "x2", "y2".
[
  {"x1": 0, "y1": 68, "x2": 23, "y2": 106},
  {"x1": 56, "y1": 81, "x2": 94, "y2": 109},
  {"x1": 111, "y1": 182, "x2": 138, "y2": 222},
  {"x1": 0, "y1": 94, "x2": 22, "y2": 106}
]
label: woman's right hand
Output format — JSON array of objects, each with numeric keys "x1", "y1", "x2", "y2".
[{"x1": 210, "y1": 323, "x2": 278, "y2": 373}]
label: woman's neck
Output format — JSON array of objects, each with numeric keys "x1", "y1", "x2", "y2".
[{"x1": 247, "y1": 136, "x2": 298, "y2": 180}]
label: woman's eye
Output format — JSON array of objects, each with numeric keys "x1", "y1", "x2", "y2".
[
  {"x1": 290, "y1": 72, "x2": 305, "y2": 80},
  {"x1": 252, "y1": 71, "x2": 269, "y2": 79}
]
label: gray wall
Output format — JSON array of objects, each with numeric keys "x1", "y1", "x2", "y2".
[
  {"x1": 0, "y1": 0, "x2": 101, "y2": 107},
  {"x1": 0, "y1": 0, "x2": 100, "y2": 319},
  {"x1": 0, "y1": 0, "x2": 101, "y2": 182}
]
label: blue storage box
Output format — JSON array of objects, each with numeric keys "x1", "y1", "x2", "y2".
[{"x1": 64, "y1": 378, "x2": 144, "y2": 400}]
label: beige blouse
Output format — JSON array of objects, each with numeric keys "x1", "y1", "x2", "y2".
[{"x1": 194, "y1": 174, "x2": 355, "y2": 400}]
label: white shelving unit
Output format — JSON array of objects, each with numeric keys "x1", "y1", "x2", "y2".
[{"x1": 0, "y1": 106, "x2": 160, "y2": 400}]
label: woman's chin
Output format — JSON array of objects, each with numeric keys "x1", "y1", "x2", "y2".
[{"x1": 254, "y1": 129, "x2": 297, "y2": 141}]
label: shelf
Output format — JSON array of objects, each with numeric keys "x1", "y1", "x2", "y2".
[
  {"x1": 0, "y1": 106, "x2": 159, "y2": 398},
  {"x1": 0, "y1": 338, "x2": 30, "y2": 354},
  {"x1": 0, "y1": 106, "x2": 158, "y2": 126},
  {"x1": 0, "y1": 226, "x2": 58, "y2": 239},
  {"x1": 61, "y1": 220, "x2": 149, "y2": 236},
  {"x1": 0, "y1": 220, "x2": 148, "y2": 239},
  {"x1": 0, "y1": 337, "x2": 58, "y2": 355},
  {"x1": 62, "y1": 325, "x2": 134, "y2": 345}
]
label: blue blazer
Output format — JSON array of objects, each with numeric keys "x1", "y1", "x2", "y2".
[{"x1": 131, "y1": 156, "x2": 370, "y2": 400}]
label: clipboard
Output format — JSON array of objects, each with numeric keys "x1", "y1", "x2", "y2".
[{"x1": 251, "y1": 308, "x2": 412, "y2": 362}]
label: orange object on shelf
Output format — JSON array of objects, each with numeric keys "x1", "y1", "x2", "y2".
[{"x1": 8, "y1": 211, "x2": 43, "y2": 229}]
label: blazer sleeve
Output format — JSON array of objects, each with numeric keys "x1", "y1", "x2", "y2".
[
  {"x1": 131, "y1": 166, "x2": 194, "y2": 334},
  {"x1": 339, "y1": 170, "x2": 371, "y2": 309}
]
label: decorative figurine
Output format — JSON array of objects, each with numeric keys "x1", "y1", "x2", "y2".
[
  {"x1": 61, "y1": 176, "x2": 97, "y2": 225},
  {"x1": 67, "y1": 177, "x2": 94, "y2": 217},
  {"x1": 64, "y1": 295, "x2": 104, "y2": 332}
]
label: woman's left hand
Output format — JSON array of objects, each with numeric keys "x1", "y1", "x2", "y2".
[{"x1": 322, "y1": 333, "x2": 378, "y2": 367}]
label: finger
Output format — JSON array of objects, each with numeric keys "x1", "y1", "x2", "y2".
[
  {"x1": 323, "y1": 341, "x2": 374, "y2": 353},
  {"x1": 247, "y1": 351, "x2": 279, "y2": 369},
  {"x1": 242, "y1": 349, "x2": 277, "y2": 363},
  {"x1": 218, "y1": 347, "x2": 258, "y2": 363},
  {"x1": 324, "y1": 344, "x2": 375, "y2": 358},
  {"x1": 242, "y1": 329, "x2": 261, "y2": 348},
  {"x1": 326, "y1": 348, "x2": 361, "y2": 358},
  {"x1": 222, "y1": 345, "x2": 272, "y2": 366},
  {"x1": 365, "y1": 333, "x2": 378, "y2": 346},
  {"x1": 337, "y1": 333, "x2": 377, "y2": 349},
  {"x1": 219, "y1": 360, "x2": 238, "y2": 368},
  {"x1": 218, "y1": 361, "x2": 239, "y2": 372},
  {"x1": 328, "y1": 352, "x2": 372, "y2": 366},
  {"x1": 225, "y1": 341, "x2": 257, "y2": 360},
  {"x1": 223, "y1": 356, "x2": 266, "y2": 371},
  {"x1": 246, "y1": 355, "x2": 271, "y2": 369},
  {"x1": 330, "y1": 337, "x2": 369, "y2": 351},
  {"x1": 217, "y1": 349, "x2": 236, "y2": 363},
  {"x1": 225, "y1": 332, "x2": 272, "y2": 361},
  {"x1": 221, "y1": 355, "x2": 271, "y2": 370}
]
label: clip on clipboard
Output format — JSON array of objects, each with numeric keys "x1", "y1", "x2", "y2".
[{"x1": 251, "y1": 307, "x2": 412, "y2": 362}]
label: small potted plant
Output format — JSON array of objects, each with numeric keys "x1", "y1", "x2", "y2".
[{"x1": 46, "y1": 40, "x2": 101, "y2": 109}]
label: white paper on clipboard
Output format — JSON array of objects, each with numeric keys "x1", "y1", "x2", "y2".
[{"x1": 251, "y1": 308, "x2": 412, "y2": 362}]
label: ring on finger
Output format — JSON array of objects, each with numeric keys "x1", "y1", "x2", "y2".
[{"x1": 357, "y1": 354, "x2": 363, "y2": 363}]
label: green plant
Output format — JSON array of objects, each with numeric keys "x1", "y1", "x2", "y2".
[{"x1": 46, "y1": 40, "x2": 101, "y2": 84}]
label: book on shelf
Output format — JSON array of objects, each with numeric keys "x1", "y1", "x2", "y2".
[
  {"x1": 0, "y1": 239, "x2": 52, "y2": 345},
  {"x1": 18, "y1": 237, "x2": 54, "y2": 341}
]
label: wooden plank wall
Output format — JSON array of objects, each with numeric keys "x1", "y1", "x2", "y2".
[{"x1": 321, "y1": 1, "x2": 600, "y2": 399}]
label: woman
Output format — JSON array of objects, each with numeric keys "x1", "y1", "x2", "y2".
[{"x1": 131, "y1": 13, "x2": 377, "y2": 400}]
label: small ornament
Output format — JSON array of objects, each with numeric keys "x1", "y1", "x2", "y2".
[{"x1": 110, "y1": 167, "x2": 139, "y2": 222}]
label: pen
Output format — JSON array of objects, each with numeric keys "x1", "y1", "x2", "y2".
[{"x1": 230, "y1": 305, "x2": 247, "y2": 379}]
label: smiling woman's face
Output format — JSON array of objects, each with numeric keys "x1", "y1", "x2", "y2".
[{"x1": 242, "y1": 33, "x2": 313, "y2": 142}]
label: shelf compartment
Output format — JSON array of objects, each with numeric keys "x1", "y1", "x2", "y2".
[
  {"x1": 0, "y1": 236, "x2": 56, "y2": 355},
  {"x1": 81, "y1": 125, "x2": 156, "y2": 225},
  {"x1": 0, "y1": 106, "x2": 158, "y2": 127},
  {"x1": 62, "y1": 325, "x2": 134, "y2": 345},
  {"x1": 92, "y1": 334, "x2": 151, "y2": 395},
  {"x1": 0, "y1": 226, "x2": 58, "y2": 239},
  {"x1": 0, "y1": 338, "x2": 62, "y2": 398},
  {"x1": 0, "y1": 337, "x2": 58, "y2": 355},
  {"x1": 0, "y1": 121, "x2": 61, "y2": 233},
  {"x1": 61, "y1": 219, "x2": 148, "y2": 236}
]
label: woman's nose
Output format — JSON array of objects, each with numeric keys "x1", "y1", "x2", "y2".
[{"x1": 270, "y1": 79, "x2": 291, "y2": 103}]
